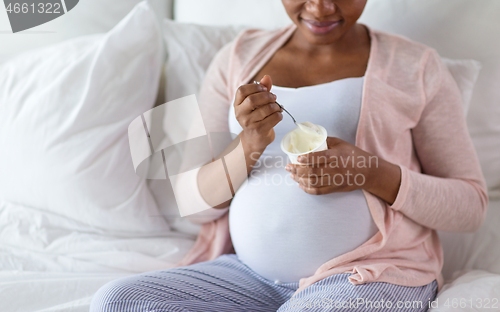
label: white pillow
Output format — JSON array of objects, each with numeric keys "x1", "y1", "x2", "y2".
[
  {"x1": 0, "y1": 1, "x2": 170, "y2": 234},
  {"x1": 174, "y1": 0, "x2": 290, "y2": 29},
  {"x1": 163, "y1": 19, "x2": 246, "y2": 102},
  {"x1": 0, "y1": 0, "x2": 172, "y2": 61},
  {"x1": 429, "y1": 270, "x2": 500, "y2": 311}
]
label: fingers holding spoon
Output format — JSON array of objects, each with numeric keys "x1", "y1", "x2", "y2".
[{"x1": 253, "y1": 81, "x2": 298, "y2": 125}]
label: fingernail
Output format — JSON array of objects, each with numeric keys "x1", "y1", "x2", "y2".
[
  {"x1": 261, "y1": 85, "x2": 268, "y2": 91},
  {"x1": 285, "y1": 166, "x2": 290, "y2": 172},
  {"x1": 272, "y1": 93, "x2": 277, "y2": 100}
]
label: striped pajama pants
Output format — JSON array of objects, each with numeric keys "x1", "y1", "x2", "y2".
[{"x1": 90, "y1": 254, "x2": 438, "y2": 312}]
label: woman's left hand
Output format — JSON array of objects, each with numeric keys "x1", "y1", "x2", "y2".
[{"x1": 285, "y1": 137, "x2": 401, "y2": 204}]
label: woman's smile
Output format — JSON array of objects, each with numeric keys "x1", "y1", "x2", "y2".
[
  {"x1": 282, "y1": 0, "x2": 367, "y2": 46},
  {"x1": 301, "y1": 18, "x2": 341, "y2": 35}
]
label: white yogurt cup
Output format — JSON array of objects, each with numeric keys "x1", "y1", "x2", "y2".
[{"x1": 280, "y1": 125, "x2": 328, "y2": 164}]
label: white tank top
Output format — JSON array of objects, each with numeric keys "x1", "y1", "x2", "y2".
[{"x1": 228, "y1": 77, "x2": 378, "y2": 283}]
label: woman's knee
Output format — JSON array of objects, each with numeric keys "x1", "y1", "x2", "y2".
[{"x1": 89, "y1": 275, "x2": 145, "y2": 312}]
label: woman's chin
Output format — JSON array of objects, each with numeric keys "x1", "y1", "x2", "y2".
[{"x1": 301, "y1": 31, "x2": 342, "y2": 46}]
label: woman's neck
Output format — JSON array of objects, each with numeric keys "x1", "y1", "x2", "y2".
[{"x1": 287, "y1": 23, "x2": 370, "y2": 58}]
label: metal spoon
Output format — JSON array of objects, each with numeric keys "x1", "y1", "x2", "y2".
[
  {"x1": 253, "y1": 81, "x2": 298, "y2": 125},
  {"x1": 276, "y1": 101, "x2": 297, "y2": 125}
]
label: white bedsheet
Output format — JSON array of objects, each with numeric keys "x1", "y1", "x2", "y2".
[
  {"x1": 0, "y1": 3, "x2": 195, "y2": 310},
  {"x1": 0, "y1": 272, "x2": 129, "y2": 312},
  {"x1": 0, "y1": 198, "x2": 195, "y2": 311}
]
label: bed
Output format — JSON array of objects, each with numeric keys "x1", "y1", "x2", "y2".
[{"x1": 0, "y1": 0, "x2": 499, "y2": 311}]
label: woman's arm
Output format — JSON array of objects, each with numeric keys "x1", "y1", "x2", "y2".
[
  {"x1": 179, "y1": 43, "x2": 235, "y2": 224},
  {"x1": 182, "y1": 44, "x2": 282, "y2": 224},
  {"x1": 388, "y1": 49, "x2": 489, "y2": 232},
  {"x1": 197, "y1": 134, "x2": 260, "y2": 209},
  {"x1": 197, "y1": 75, "x2": 282, "y2": 208}
]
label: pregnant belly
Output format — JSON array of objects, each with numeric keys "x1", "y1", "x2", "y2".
[{"x1": 229, "y1": 165, "x2": 378, "y2": 283}]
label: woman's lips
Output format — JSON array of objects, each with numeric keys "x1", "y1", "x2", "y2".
[{"x1": 302, "y1": 19, "x2": 340, "y2": 34}]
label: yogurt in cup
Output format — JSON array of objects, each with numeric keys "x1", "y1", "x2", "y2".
[{"x1": 280, "y1": 121, "x2": 328, "y2": 164}]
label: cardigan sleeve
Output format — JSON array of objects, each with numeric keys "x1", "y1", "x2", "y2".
[
  {"x1": 389, "y1": 48, "x2": 489, "y2": 232},
  {"x1": 183, "y1": 42, "x2": 234, "y2": 225}
]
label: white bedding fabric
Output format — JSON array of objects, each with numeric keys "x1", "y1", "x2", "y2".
[
  {"x1": 0, "y1": 2, "x2": 169, "y2": 235},
  {"x1": 0, "y1": 2, "x2": 195, "y2": 311},
  {"x1": 428, "y1": 270, "x2": 500, "y2": 312},
  {"x1": 0, "y1": 199, "x2": 194, "y2": 312},
  {"x1": 0, "y1": 0, "x2": 172, "y2": 62},
  {"x1": 0, "y1": 272, "x2": 129, "y2": 312}
]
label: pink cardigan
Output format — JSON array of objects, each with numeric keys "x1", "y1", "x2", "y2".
[{"x1": 175, "y1": 24, "x2": 488, "y2": 296}]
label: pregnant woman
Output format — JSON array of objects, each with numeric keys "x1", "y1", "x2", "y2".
[{"x1": 91, "y1": 0, "x2": 488, "y2": 311}]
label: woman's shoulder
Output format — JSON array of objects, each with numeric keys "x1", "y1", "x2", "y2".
[
  {"x1": 366, "y1": 26, "x2": 452, "y2": 111},
  {"x1": 369, "y1": 26, "x2": 433, "y2": 51},
  {"x1": 367, "y1": 26, "x2": 446, "y2": 85},
  {"x1": 233, "y1": 24, "x2": 295, "y2": 48},
  {"x1": 368, "y1": 26, "x2": 438, "y2": 62},
  {"x1": 224, "y1": 24, "x2": 296, "y2": 67}
]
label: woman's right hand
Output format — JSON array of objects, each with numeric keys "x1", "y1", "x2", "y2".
[{"x1": 234, "y1": 75, "x2": 283, "y2": 152}]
